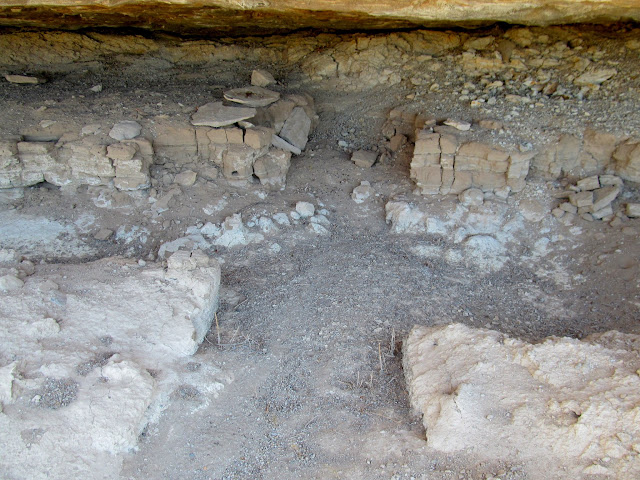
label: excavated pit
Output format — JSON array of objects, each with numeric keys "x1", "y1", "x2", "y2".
[{"x1": 1, "y1": 21, "x2": 640, "y2": 480}]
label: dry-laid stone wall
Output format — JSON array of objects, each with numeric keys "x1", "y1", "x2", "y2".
[
  {"x1": 410, "y1": 129, "x2": 533, "y2": 195},
  {"x1": 0, "y1": 133, "x2": 153, "y2": 191},
  {"x1": 0, "y1": 75, "x2": 317, "y2": 192}
]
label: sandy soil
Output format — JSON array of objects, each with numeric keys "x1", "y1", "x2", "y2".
[{"x1": 1, "y1": 24, "x2": 640, "y2": 479}]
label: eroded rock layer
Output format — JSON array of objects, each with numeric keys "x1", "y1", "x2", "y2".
[{"x1": 0, "y1": 0, "x2": 639, "y2": 34}]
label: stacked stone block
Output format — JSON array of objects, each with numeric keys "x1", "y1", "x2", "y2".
[{"x1": 410, "y1": 130, "x2": 533, "y2": 195}]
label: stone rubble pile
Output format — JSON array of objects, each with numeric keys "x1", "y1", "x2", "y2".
[
  {"x1": 158, "y1": 200, "x2": 331, "y2": 257},
  {"x1": 551, "y1": 174, "x2": 625, "y2": 223},
  {"x1": 0, "y1": 250, "x2": 224, "y2": 479}
]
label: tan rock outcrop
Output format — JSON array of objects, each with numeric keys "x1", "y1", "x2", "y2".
[{"x1": 0, "y1": 1, "x2": 638, "y2": 34}]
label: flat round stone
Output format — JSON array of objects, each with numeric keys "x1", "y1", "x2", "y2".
[
  {"x1": 223, "y1": 86, "x2": 280, "y2": 107},
  {"x1": 190, "y1": 101, "x2": 257, "y2": 128}
]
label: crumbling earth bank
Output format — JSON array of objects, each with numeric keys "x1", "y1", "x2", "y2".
[
  {"x1": 0, "y1": 250, "x2": 223, "y2": 478},
  {"x1": 404, "y1": 324, "x2": 640, "y2": 479}
]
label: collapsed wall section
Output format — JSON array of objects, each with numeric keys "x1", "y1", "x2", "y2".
[{"x1": 0, "y1": 82, "x2": 317, "y2": 192}]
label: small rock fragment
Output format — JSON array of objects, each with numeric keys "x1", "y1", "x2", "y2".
[
  {"x1": 389, "y1": 134, "x2": 406, "y2": 152},
  {"x1": 308, "y1": 223, "x2": 329, "y2": 235},
  {"x1": 272, "y1": 213, "x2": 290, "y2": 226},
  {"x1": 295, "y1": 201, "x2": 315, "y2": 218},
  {"x1": 174, "y1": 170, "x2": 197, "y2": 187},
  {"x1": 351, "y1": 181, "x2": 375, "y2": 204},
  {"x1": 599, "y1": 174, "x2": 623, "y2": 187},
  {"x1": 625, "y1": 203, "x2": 640, "y2": 218},
  {"x1": 251, "y1": 69, "x2": 276, "y2": 87},
  {"x1": 351, "y1": 150, "x2": 377, "y2": 168},
  {"x1": 458, "y1": 188, "x2": 484, "y2": 207},
  {"x1": 279, "y1": 107, "x2": 311, "y2": 151},
  {"x1": 271, "y1": 134, "x2": 301, "y2": 155},
  {"x1": 0, "y1": 274, "x2": 24, "y2": 292},
  {"x1": 551, "y1": 207, "x2": 565, "y2": 218},
  {"x1": 109, "y1": 121, "x2": 142, "y2": 141},
  {"x1": 560, "y1": 202, "x2": 578, "y2": 214},
  {"x1": 576, "y1": 175, "x2": 600, "y2": 191},
  {"x1": 258, "y1": 217, "x2": 278, "y2": 235},
  {"x1": 443, "y1": 119, "x2": 471, "y2": 131},
  {"x1": 4, "y1": 74, "x2": 41, "y2": 84},
  {"x1": 494, "y1": 186, "x2": 511, "y2": 201},
  {"x1": 592, "y1": 186, "x2": 620, "y2": 212},
  {"x1": 94, "y1": 229, "x2": 113, "y2": 241},
  {"x1": 574, "y1": 69, "x2": 617, "y2": 86},
  {"x1": 253, "y1": 148, "x2": 291, "y2": 190},
  {"x1": 592, "y1": 205, "x2": 613, "y2": 220},
  {"x1": 569, "y1": 191, "x2": 593, "y2": 208}
]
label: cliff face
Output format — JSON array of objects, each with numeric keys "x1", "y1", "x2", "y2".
[{"x1": 0, "y1": 0, "x2": 639, "y2": 34}]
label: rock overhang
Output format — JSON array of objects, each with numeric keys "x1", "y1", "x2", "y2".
[{"x1": 0, "y1": 0, "x2": 639, "y2": 35}]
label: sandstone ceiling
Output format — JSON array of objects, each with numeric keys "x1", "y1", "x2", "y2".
[{"x1": 0, "y1": 0, "x2": 639, "y2": 35}]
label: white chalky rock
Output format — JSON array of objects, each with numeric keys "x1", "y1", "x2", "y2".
[
  {"x1": 0, "y1": 274, "x2": 24, "y2": 292},
  {"x1": 108, "y1": 121, "x2": 142, "y2": 141},
  {"x1": 214, "y1": 214, "x2": 264, "y2": 247},
  {"x1": 0, "y1": 362, "x2": 16, "y2": 405},
  {"x1": 258, "y1": 216, "x2": 278, "y2": 235},
  {"x1": 385, "y1": 201, "x2": 427, "y2": 234},
  {"x1": 308, "y1": 223, "x2": 330, "y2": 235},
  {"x1": 351, "y1": 181, "x2": 375, "y2": 203},
  {"x1": 272, "y1": 212, "x2": 290, "y2": 226},
  {"x1": 295, "y1": 201, "x2": 315, "y2": 218},
  {"x1": 404, "y1": 323, "x2": 640, "y2": 479},
  {"x1": 0, "y1": 255, "x2": 223, "y2": 479},
  {"x1": 310, "y1": 214, "x2": 330, "y2": 227},
  {"x1": 458, "y1": 188, "x2": 484, "y2": 207}
]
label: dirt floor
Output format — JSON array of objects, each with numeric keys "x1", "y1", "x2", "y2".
[{"x1": 1, "y1": 24, "x2": 640, "y2": 480}]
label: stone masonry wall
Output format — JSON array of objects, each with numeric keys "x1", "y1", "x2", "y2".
[
  {"x1": 409, "y1": 128, "x2": 533, "y2": 195},
  {"x1": 0, "y1": 134, "x2": 153, "y2": 191}
]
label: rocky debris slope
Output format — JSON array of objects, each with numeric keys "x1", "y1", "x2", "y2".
[
  {"x1": 404, "y1": 323, "x2": 640, "y2": 479},
  {"x1": 0, "y1": 249, "x2": 224, "y2": 479}
]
